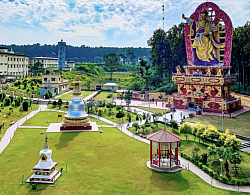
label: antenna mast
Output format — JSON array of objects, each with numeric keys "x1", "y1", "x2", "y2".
[{"x1": 162, "y1": 0, "x2": 165, "y2": 30}]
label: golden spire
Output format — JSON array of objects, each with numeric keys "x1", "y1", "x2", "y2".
[
  {"x1": 44, "y1": 135, "x2": 49, "y2": 149},
  {"x1": 72, "y1": 75, "x2": 82, "y2": 96}
]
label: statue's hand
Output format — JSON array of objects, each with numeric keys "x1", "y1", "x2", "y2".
[{"x1": 182, "y1": 14, "x2": 186, "y2": 20}]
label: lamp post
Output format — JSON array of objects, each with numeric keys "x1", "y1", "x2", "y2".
[{"x1": 219, "y1": 158, "x2": 223, "y2": 176}]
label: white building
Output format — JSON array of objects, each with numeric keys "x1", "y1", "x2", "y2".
[
  {"x1": 0, "y1": 47, "x2": 29, "y2": 78},
  {"x1": 64, "y1": 61, "x2": 75, "y2": 71},
  {"x1": 32, "y1": 57, "x2": 58, "y2": 70}
]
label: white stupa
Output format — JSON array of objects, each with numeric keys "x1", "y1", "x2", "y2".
[{"x1": 26, "y1": 136, "x2": 62, "y2": 184}]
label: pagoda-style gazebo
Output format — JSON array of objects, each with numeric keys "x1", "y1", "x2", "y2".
[{"x1": 147, "y1": 130, "x2": 182, "y2": 172}]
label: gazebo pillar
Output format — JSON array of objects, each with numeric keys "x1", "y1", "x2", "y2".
[
  {"x1": 150, "y1": 140, "x2": 152, "y2": 165},
  {"x1": 158, "y1": 142, "x2": 161, "y2": 167},
  {"x1": 170, "y1": 142, "x2": 172, "y2": 168},
  {"x1": 175, "y1": 141, "x2": 179, "y2": 165}
]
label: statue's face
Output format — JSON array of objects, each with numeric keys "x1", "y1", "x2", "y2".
[{"x1": 200, "y1": 13, "x2": 206, "y2": 20}]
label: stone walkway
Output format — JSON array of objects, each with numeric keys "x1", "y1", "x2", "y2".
[
  {"x1": 83, "y1": 91, "x2": 98, "y2": 101},
  {"x1": 1, "y1": 106, "x2": 250, "y2": 192},
  {"x1": 53, "y1": 90, "x2": 72, "y2": 99}
]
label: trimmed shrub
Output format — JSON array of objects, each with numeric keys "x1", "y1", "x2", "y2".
[
  {"x1": 189, "y1": 113, "x2": 195, "y2": 118},
  {"x1": 22, "y1": 101, "x2": 29, "y2": 111},
  {"x1": 179, "y1": 122, "x2": 192, "y2": 134},
  {"x1": 198, "y1": 162, "x2": 202, "y2": 168},
  {"x1": 107, "y1": 94, "x2": 113, "y2": 98}
]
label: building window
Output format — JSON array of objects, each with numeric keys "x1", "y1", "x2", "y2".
[
  {"x1": 51, "y1": 78, "x2": 55, "y2": 81},
  {"x1": 44, "y1": 78, "x2": 47, "y2": 81}
]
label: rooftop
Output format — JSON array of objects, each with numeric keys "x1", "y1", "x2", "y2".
[
  {"x1": 0, "y1": 51, "x2": 29, "y2": 57},
  {"x1": 33, "y1": 57, "x2": 58, "y2": 60},
  {"x1": 147, "y1": 130, "x2": 181, "y2": 143}
]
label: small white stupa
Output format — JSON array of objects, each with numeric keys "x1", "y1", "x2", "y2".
[{"x1": 26, "y1": 136, "x2": 62, "y2": 184}]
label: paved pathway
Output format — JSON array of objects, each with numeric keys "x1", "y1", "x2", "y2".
[
  {"x1": 53, "y1": 90, "x2": 72, "y2": 99},
  {"x1": 1, "y1": 106, "x2": 250, "y2": 192},
  {"x1": 83, "y1": 91, "x2": 98, "y2": 101}
]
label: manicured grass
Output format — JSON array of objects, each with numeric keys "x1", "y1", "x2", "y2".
[
  {"x1": 180, "y1": 140, "x2": 207, "y2": 157},
  {"x1": 93, "y1": 92, "x2": 117, "y2": 103},
  {"x1": 186, "y1": 111, "x2": 250, "y2": 137},
  {"x1": 136, "y1": 106, "x2": 170, "y2": 114},
  {"x1": 0, "y1": 127, "x2": 240, "y2": 194},
  {"x1": 128, "y1": 122, "x2": 172, "y2": 135},
  {"x1": 92, "y1": 107, "x2": 137, "y2": 124},
  {"x1": 21, "y1": 111, "x2": 111, "y2": 127},
  {"x1": 0, "y1": 104, "x2": 39, "y2": 141},
  {"x1": 55, "y1": 91, "x2": 94, "y2": 101},
  {"x1": 21, "y1": 111, "x2": 66, "y2": 127},
  {"x1": 88, "y1": 116, "x2": 111, "y2": 126}
]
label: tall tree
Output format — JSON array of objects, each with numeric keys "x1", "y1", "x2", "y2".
[{"x1": 104, "y1": 53, "x2": 120, "y2": 80}]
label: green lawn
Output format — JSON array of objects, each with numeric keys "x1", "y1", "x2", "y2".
[
  {"x1": 0, "y1": 104, "x2": 39, "y2": 141},
  {"x1": 136, "y1": 106, "x2": 169, "y2": 114},
  {"x1": 92, "y1": 107, "x2": 137, "y2": 124},
  {"x1": 55, "y1": 91, "x2": 94, "y2": 101},
  {"x1": 21, "y1": 111, "x2": 66, "y2": 127},
  {"x1": 21, "y1": 111, "x2": 111, "y2": 127},
  {"x1": 186, "y1": 111, "x2": 250, "y2": 137},
  {"x1": 0, "y1": 127, "x2": 241, "y2": 194},
  {"x1": 88, "y1": 116, "x2": 111, "y2": 126},
  {"x1": 93, "y1": 92, "x2": 117, "y2": 103},
  {"x1": 128, "y1": 122, "x2": 172, "y2": 135}
]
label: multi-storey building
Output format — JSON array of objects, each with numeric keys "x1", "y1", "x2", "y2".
[
  {"x1": 58, "y1": 39, "x2": 66, "y2": 70},
  {"x1": 0, "y1": 47, "x2": 29, "y2": 78},
  {"x1": 32, "y1": 57, "x2": 58, "y2": 70}
]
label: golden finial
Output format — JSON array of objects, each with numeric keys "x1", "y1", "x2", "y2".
[{"x1": 44, "y1": 135, "x2": 49, "y2": 149}]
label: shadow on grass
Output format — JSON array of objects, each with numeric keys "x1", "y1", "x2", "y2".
[
  {"x1": 54, "y1": 132, "x2": 80, "y2": 150},
  {"x1": 150, "y1": 170, "x2": 190, "y2": 192},
  {"x1": 25, "y1": 183, "x2": 50, "y2": 195}
]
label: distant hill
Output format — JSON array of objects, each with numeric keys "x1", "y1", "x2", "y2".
[{"x1": 0, "y1": 44, "x2": 151, "y2": 63}]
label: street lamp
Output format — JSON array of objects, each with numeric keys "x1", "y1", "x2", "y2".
[{"x1": 219, "y1": 158, "x2": 223, "y2": 176}]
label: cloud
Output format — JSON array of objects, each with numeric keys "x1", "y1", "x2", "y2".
[{"x1": 0, "y1": 0, "x2": 249, "y2": 47}]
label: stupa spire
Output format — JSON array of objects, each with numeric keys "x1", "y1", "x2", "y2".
[
  {"x1": 72, "y1": 75, "x2": 82, "y2": 96},
  {"x1": 44, "y1": 135, "x2": 49, "y2": 149}
]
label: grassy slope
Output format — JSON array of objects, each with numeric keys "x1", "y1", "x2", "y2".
[
  {"x1": 186, "y1": 111, "x2": 250, "y2": 137},
  {"x1": 0, "y1": 104, "x2": 39, "y2": 140},
  {"x1": 0, "y1": 128, "x2": 240, "y2": 195}
]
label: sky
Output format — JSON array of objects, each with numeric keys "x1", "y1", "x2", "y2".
[{"x1": 0, "y1": 0, "x2": 249, "y2": 47}]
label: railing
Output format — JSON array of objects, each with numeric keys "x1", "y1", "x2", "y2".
[{"x1": 172, "y1": 73, "x2": 236, "y2": 78}]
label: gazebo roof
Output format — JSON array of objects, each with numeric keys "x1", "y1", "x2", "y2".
[{"x1": 147, "y1": 130, "x2": 181, "y2": 143}]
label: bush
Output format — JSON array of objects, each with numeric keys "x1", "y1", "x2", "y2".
[
  {"x1": 179, "y1": 122, "x2": 192, "y2": 134},
  {"x1": 136, "y1": 115, "x2": 139, "y2": 121},
  {"x1": 106, "y1": 103, "x2": 114, "y2": 108},
  {"x1": 202, "y1": 165, "x2": 209, "y2": 174},
  {"x1": 221, "y1": 176, "x2": 229, "y2": 184},
  {"x1": 107, "y1": 94, "x2": 113, "y2": 98},
  {"x1": 189, "y1": 113, "x2": 195, "y2": 118},
  {"x1": 169, "y1": 120, "x2": 178, "y2": 130},
  {"x1": 4, "y1": 98, "x2": 11, "y2": 106},
  {"x1": 22, "y1": 101, "x2": 29, "y2": 111},
  {"x1": 142, "y1": 113, "x2": 146, "y2": 120},
  {"x1": 116, "y1": 106, "x2": 122, "y2": 111},
  {"x1": 208, "y1": 168, "x2": 214, "y2": 177},
  {"x1": 198, "y1": 162, "x2": 202, "y2": 168}
]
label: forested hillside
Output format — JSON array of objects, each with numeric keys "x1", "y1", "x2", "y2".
[{"x1": 0, "y1": 44, "x2": 151, "y2": 63}]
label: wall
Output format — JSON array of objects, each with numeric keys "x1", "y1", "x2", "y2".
[{"x1": 231, "y1": 92, "x2": 250, "y2": 108}]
